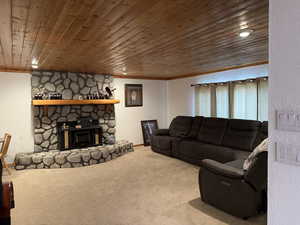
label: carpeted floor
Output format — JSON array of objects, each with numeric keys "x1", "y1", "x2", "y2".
[{"x1": 4, "y1": 146, "x2": 267, "y2": 225}]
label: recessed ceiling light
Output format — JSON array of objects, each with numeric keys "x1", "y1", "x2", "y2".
[
  {"x1": 32, "y1": 58, "x2": 38, "y2": 65},
  {"x1": 239, "y1": 30, "x2": 253, "y2": 38},
  {"x1": 31, "y1": 58, "x2": 39, "y2": 69}
]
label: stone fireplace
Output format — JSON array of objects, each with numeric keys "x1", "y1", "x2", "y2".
[
  {"x1": 14, "y1": 71, "x2": 134, "y2": 170},
  {"x1": 32, "y1": 71, "x2": 115, "y2": 152}
]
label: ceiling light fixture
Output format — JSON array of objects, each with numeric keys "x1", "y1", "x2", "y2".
[
  {"x1": 32, "y1": 58, "x2": 38, "y2": 65},
  {"x1": 239, "y1": 30, "x2": 253, "y2": 38},
  {"x1": 31, "y1": 58, "x2": 39, "y2": 69}
]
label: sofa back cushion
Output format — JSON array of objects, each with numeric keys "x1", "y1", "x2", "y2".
[
  {"x1": 222, "y1": 119, "x2": 261, "y2": 151},
  {"x1": 188, "y1": 116, "x2": 204, "y2": 138},
  {"x1": 253, "y1": 121, "x2": 268, "y2": 148},
  {"x1": 260, "y1": 121, "x2": 268, "y2": 140},
  {"x1": 197, "y1": 117, "x2": 229, "y2": 145},
  {"x1": 169, "y1": 116, "x2": 193, "y2": 137}
]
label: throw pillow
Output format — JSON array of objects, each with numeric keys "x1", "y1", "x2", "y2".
[{"x1": 243, "y1": 138, "x2": 268, "y2": 171}]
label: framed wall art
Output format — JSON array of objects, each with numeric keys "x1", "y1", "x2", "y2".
[{"x1": 125, "y1": 84, "x2": 143, "y2": 107}]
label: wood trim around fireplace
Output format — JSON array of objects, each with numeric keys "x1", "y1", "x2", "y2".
[
  {"x1": 32, "y1": 99, "x2": 120, "y2": 116},
  {"x1": 32, "y1": 99, "x2": 120, "y2": 106}
]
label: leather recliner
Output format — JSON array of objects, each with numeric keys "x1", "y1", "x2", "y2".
[
  {"x1": 150, "y1": 116, "x2": 194, "y2": 156},
  {"x1": 199, "y1": 151, "x2": 268, "y2": 219}
]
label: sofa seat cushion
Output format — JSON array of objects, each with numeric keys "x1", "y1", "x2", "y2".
[
  {"x1": 232, "y1": 150, "x2": 250, "y2": 161},
  {"x1": 179, "y1": 140, "x2": 206, "y2": 159},
  {"x1": 225, "y1": 159, "x2": 245, "y2": 170},
  {"x1": 169, "y1": 116, "x2": 193, "y2": 137},
  {"x1": 222, "y1": 119, "x2": 261, "y2": 152},
  {"x1": 197, "y1": 118, "x2": 228, "y2": 145},
  {"x1": 151, "y1": 135, "x2": 178, "y2": 156},
  {"x1": 151, "y1": 135, "x2": 176, "y2": 150},
  {"x1": 179, "y1": 141, "x2": 236, "y2": 163}
]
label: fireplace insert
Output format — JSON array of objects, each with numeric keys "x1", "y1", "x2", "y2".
[{"x1": 57, "y1": 118, "x2": 103, "y2": 151}]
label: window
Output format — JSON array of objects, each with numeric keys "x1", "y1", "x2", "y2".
[
  {"x1": 194, "y1": 77, "x2": 268, "y2": 121},
  {"x1": 195, "y1": 85, "x2": 211, "y2": 117}
]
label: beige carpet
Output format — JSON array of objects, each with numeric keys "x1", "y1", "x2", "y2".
[{"x1": 4, "y1": 146, "x2": 266, "y2": 225}]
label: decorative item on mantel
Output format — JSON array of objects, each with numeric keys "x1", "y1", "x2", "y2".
[
  {"x1": 33, "y1": 92, "x2": 62, "y2": 100},
  {"x1": 33, "y1": 86, "x2": 116, "y2": 101}
]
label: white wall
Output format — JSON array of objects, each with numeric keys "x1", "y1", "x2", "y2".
[
  {"x1": 114, "y1": 78, "x2": 167, "y2": 145},
  {"x1": 0, "y1": 73, "x2": 167, "y2": 160},
  {"x1": 166, "y1": 64, "x2": 268, "y2": 125},
  {"x1": 0, "y1": 65, "x2": 269, "y2": 159},
  {"x1": 0, "y1": 72, "x2": 34, "y2": 162},
  {"x1": 269, "y1": 0, "x2": 300, "y2": 224}
]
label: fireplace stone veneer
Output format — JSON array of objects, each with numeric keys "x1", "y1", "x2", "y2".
[
  {"x1": 14, "y1": 140, "x2": 133, "y2": 170},
  {"x1": 32, "y1": 71, "x2": 115, "y2": 152}
]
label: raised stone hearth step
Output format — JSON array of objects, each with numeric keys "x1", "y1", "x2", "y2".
[{"x1": 14, "y1": 140, "x2": 133, "y2": 170}]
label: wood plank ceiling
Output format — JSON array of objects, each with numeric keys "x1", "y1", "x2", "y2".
[{"x1": 0, "y1": 0, "x2": 268, "y2": 79}]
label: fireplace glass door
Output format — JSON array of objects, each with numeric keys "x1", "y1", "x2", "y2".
[{"x1": 71, "y1": 130, "x2": 92, "y2": 148}]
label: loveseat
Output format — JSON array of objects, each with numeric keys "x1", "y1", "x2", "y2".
[{"x1": 150, "y1": 116, "x2": 268, "y2": 218}]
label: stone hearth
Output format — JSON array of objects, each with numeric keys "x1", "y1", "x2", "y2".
[{"x1": 14, "y1": 140, "x2": 133, "y2": 170}]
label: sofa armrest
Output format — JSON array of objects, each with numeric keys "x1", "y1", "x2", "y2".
[
  {"x1": 153, "y1": 129, "x2": 169, "y2": 136},
  {"x1": 200, "y1": 159, "x2": 244, "y2": 179},
  {"x1": 244, "y1": 152, "x2": 268, "y2": 191}
]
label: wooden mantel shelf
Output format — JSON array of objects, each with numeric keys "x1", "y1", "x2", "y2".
[{"x1": 32, "y1": 99, "x2": 120, "y2": 106}]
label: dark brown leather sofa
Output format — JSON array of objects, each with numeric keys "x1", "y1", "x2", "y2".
[{"x1": 150, "y1": 116, "x2": 268, "y2": 218}]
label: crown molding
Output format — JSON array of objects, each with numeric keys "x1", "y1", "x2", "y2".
[
  {"x1": 0, "y1": 68, "x2": 31, "y2": 73},
  {"x1": 113, "y1": 75, "x2": 167, "y2": 80},
  {"x1": 166, "y1": 61, "x2": 269, "y2": 80},
  {"x1": 0, "y1": 61, "x2": 268, "y2": 80}
]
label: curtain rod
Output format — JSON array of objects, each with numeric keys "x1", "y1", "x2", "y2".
[{"x1": 190, "y1": 76, "x2": 268, "y2": 87}]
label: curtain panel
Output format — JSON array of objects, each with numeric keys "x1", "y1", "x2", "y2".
[
  {"x1": 195, "y1": 85, "x2": 211, "y2": 117},
  {"x1": 216, "y1": 84, "x2": 229, "y2": 118}
]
